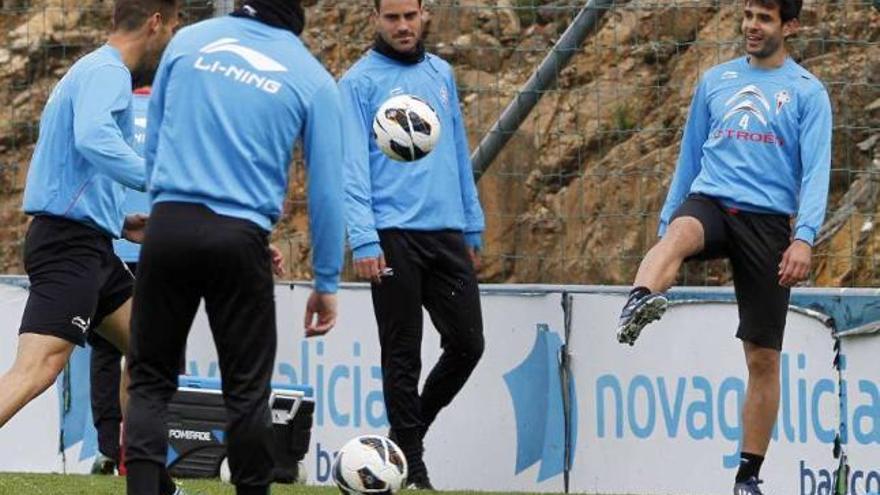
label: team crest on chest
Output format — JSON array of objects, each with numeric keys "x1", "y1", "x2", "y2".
[
  {"x1": 775, "y1": 90, "x2": 791, "y2": 115},
  {"x1": 439, "y1": 85, "x2": 449, "y2": 109}
]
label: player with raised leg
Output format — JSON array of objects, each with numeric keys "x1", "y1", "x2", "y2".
[
  {"x1": 0, "y1": 0, "x2": 178, "y2": 431},
  {"x1": 615, "y1": 1, "x2": 832, "y2": 494}
]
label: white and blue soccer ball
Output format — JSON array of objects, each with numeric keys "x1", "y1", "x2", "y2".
[
  {"x1": 332, "y1": 435, "x2": 408, "y2": 494},
  {"x1": 372, "y1": 94, "x2": 441, "y2": 162}
]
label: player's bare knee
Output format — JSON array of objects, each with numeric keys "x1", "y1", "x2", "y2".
[
  {"x1": 664, "y1": 217, "x2": 704, "y2": 255},
  {"x1": 13, "y1": 344, "x2": 65, "y2": 374},
  {"x1": 38, "y1": 353, "x2": 68, "y2": 386},
  {"x1": 10, "y1": 352, "x2": 66, "y2": 393},
  {"x1": 745, "y1": 346, "x2": 780, "y2": 378}
]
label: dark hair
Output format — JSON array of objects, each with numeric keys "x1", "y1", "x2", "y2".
[
  {"x1": 373, "y1": 0, "x2": 422, "y2": 11},
  {"x1": 113, "y1": 0, "x2": 179, "y2": 32},
  {"x1": 748, "y1": 0, "x2": 803, "y2": 23}
]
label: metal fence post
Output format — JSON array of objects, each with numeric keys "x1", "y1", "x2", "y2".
[{"x1": 470, "y1": 0, "x2": 614, "y2": 181}]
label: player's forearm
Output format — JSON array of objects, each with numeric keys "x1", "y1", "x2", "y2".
[
  {"x1": 658, "y1": 165, "x2": 697, "y2": 235},
  {"x1": 75, "y1": 134, "x2": 147, "y2": 191},
  {"x1": 309, "y1": 193, "x2": 345, "y2": 293},
  {"x1": 343, "y1": 164, "x2": 380, "y2": 257},
  {"x1": 795, "y1": 89, "x2": 833, "y2": 246},
  {"x1": 794, "y1": 180, "x2": 830, "y2": 245}
]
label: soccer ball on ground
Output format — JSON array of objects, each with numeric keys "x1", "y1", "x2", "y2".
[
  {"x1": 332, "y1": 435, "x2": 408, "y2": 494},
  {"x1": 372, "y1": 94, "x2": 441, "y2": 162}
]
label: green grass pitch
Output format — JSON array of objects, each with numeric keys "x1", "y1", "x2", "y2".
[{"x1": 0, "y1": 473, "x2": 583, "y2": 495}]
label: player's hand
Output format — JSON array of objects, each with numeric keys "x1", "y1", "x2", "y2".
[
  {"x1": 122, "y1": 214, "x2": 148, "y2": 244},
  {"x1": 354, "y1": 255, "x2": 387, "y2": 284},
  {"x1": 269, "y1": 244, "x2": 285, "y2": 277},
  {"x1": 467, "y1": 246, "x2": 481, "y2": 271},
  {"x1": 304, "y1": 291, "x2": 337, "y2": 338},
  {"x1": 778, "y1": 240, "x2": 812, "y2": 287}
]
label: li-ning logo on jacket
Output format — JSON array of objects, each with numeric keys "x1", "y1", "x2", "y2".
[
  {"x1": 194, "y1": 38, "x2": 287, "y2": 94},
  {"x1": 723, "y1": 84, "x2": 771, "y2": 130}
]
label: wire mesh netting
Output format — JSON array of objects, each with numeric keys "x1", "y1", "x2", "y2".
[{"x1": 1, "y1": 1, "x2": 878, "y2": 286}]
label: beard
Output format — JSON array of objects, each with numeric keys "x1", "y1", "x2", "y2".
[
  {"x1": 131, "y1": 66, "x2": 156, "y2": 88},
  {"x1": 132, "y1": 43, "x2": 166, "y2": 87},
  {"x1": 389, "y1": 34, "x2": 419, "y2": 53},
  {"x1": 131, "y1": 59, "x2": 158, "y2": 87},
  {"x1": 746, "y1": 34, "x2": 783, "y2": 59}
]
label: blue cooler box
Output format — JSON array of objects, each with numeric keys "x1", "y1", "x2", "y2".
[{"x1": 166, "y1": 376, "x2": 314, "y2": 483}]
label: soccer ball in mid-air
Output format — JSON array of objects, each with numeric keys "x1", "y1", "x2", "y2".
[
  {"x1": 372, "y1": 94, "x2": 441, "y2": 162},
  {"x1": 332, "y1": 435, "x2": 408, "y2": 494}
]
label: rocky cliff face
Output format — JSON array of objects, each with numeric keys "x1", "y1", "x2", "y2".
[{"x1": 1, "y1": 0, "x2": 878, "y2": 287}]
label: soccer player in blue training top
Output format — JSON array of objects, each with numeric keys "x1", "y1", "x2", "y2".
[
  {"x1": 615, "y1": 1, "x2": 831, "y2": 494},
  {"x1": 88, "y1": 84, "x2": 153, "y2": 476},
  {"x1": 0, "y1": 0, "x2": 178, "y2": 431},
  {"x1": 340, "y1": 0, "x2": 486, "y2": 489},
  {"x1": 123, "y1": 1, "x2": 345, "y2": 494}
]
